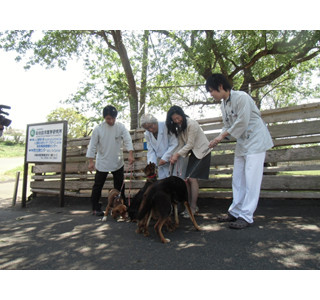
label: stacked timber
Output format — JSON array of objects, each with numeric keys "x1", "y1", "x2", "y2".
[
  {"x1": 30, "y1": 102, "x2": 320, "y2": 200},
  {"x1": 198, "y1": 102, "x2": 320, "y2": 199},
  {"x1": 31, "y1": 129, "x2": 147, "y2": 198}
]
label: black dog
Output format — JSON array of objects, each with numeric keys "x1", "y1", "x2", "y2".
[
  {"x1": 136, "y1": 176, "x2": 201, "y2": 243},
  {"x1": 128, "y1": 162, "x2": 157, "y2": 221}
]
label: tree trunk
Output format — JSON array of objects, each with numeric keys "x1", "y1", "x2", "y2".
[
  {"x1": 139, "y1": 30, "x2": 150, "y2": 125},
  {"x1": 111, "y1": 30, "x2": 139, "y2": 129}
]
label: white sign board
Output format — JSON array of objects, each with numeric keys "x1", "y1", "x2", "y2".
[{"x1": 26, "y1": 122, "x2": 66, "y2": 163}]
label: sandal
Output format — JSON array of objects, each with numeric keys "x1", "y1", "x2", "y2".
[
  {"x1": 229, "y1": 217, "x2": 250, "y2": 229},
  {"x1": 182, "y1": 207, "x2": 199, "y2": 219},
  {"x1": 217, "y1": 213, "x2": 237, "y2": 223}
]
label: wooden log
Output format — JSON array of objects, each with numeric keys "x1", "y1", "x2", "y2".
[
  {"x1": 268, "y1": 120, "x2": 320, "y2": 139},
  {"x1": 30, "y1": 178, "x2": 147, "y2": 190},
  {"x1": 196, "y1": 102, "x2": 320, "y2": 126},
  {"x1": 265, "y1": 146, "x2": 320, "y2": 163},
  {"x1": 28, "y1": 102, "x2": 320, "y2": 201},
  {"x1": 31, "y1": 171, "x2": 146, "y2": 180},
  {"x1": 198, "y1": 190, "x2": 320, "y2": 199},
  {"x1": 199, "y1": 175, "x2": 320, "y2": 190},
  {"x1": 32, "y1": 159, "x2": 148, "y2": 174},
  {"x1": 210, "y1": 146, "x2": 320, "y2": 166},
  {"x1": 261, "y1": 102, "x2": 320, "y2": 123}
]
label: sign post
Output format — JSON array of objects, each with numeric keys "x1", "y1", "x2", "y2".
[{"x1": 22, "y1": 121, "x2": 68, "y2": 207}]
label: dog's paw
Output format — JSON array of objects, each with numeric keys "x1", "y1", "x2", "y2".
[
  {"x1": 161, "y1": 238, "x2": 170, "y2": 244},
  {"x1": 101, "y1": 215, "x2": 107, "y2": 222}
]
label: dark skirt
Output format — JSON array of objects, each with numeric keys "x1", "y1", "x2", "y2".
[{"x1": 185, "y1": 151, "x2": 211, "y2": 179}]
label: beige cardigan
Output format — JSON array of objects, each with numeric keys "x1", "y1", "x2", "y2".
[{"x1": 177, "y1": 118, "x2": 210, "y2": 159}]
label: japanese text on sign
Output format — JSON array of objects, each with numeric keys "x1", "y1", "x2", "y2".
[{"x1": 26, "y1": 122, "x2": 65, "y2": 163}]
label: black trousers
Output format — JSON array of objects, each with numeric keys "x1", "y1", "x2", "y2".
[{"x1": 91, "y1": 166, "x2": 126, "y2": 211}]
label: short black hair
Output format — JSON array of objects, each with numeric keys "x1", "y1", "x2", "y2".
[
  {"x1": 166, "y1": 105, "x2": 188, "y2": 137},
  {"x1": 205, "y1": 73, "x2": 232, "y2": 92},
  {"x1": 103, "y1": 105, "x2": 118, "y2": 118}
]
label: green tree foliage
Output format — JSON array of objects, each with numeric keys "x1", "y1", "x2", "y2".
[
  {"x1": 0, "y1": 127, "x2": 24, "y2": 144},
  {"x1": 46, "y1": 107, "x2": 91, "y2": 139},
  {"x1": 156, "y1": 30, "x2": 320, "y2": 108},
  {"x1": 1, "y1": 30, "x2": 319, "y2": 128}
]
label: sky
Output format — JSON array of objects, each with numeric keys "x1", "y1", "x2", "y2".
[
  {"x1": 0, "y1": 50, "x2": 85, "y2": 131},
  {"x1": 1, "y1": 1, "x2": 319, "y2": 133}
]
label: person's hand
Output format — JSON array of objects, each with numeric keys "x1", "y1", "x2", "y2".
[
  {"x1": 88, "y1": 160, "x2": 95, "y2": 173},
  {"x1": 128, "y1": 152, "x2": 135, "y2": 165},
  {"x1": 158, "y1": 159, "x2": 167, "y2": 166},
  {"x1": 170, "y1": 153, "x2": 180, "y2": 164},
  {"x1": 209, "y1": 134, "x2": 225, "y2": 148},
  {"x1": 209, "y1": 137, "x2": 219, "y2": 148}
]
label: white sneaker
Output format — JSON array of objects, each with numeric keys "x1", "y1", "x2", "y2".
[
  {"x1": 180, "y1": 209, "x2": 188, "y2": 216},
  {"x1": 182, "y1": 206, "x2": 199, "y2": 219}
]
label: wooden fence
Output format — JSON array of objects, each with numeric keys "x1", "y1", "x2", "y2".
[{"x1": 30, "y1": 102, "x2": 320, "y2": 200}]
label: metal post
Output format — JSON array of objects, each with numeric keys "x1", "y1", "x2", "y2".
[
  {"x1": 22, "y1": 131, "x2": 29, "y2": 208},
  {"x1": 12, "y1": 171, "x2": 20, "y2": 206},
  {"x1": 59, "y1": 121, "x2": 68, "y2": 207},
  {"x1": 21, "y1": 162, "x2": 28, "y2": 208}
]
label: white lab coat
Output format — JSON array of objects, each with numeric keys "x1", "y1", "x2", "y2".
[
  {"x1": 220, "y1": 90, "x2": 274, "y2": 223},
  {"x1": 145, "y1": 121, "x2": 178, "y2": 179},
  {"x1": 221, "y1": 90, "x2": 273, "y2": 156}
]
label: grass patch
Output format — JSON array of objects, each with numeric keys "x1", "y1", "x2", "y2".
[
  {"x1": 0, "y1": 141, "x2": 25, "y2": 158},
  {"x1": 0, "y1": 164, "x2": 33, "y2": 181}
]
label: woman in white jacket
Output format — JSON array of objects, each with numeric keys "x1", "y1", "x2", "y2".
[{"x1": 141, "y1": 114, "x2": 179, "y2": 179}]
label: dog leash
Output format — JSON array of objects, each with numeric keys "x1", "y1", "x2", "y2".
[
  {"x1": 127, "y1": 164, "x2": 134, "y2": 206},
  {"x1": 119, "y1": 164, "x2": 134, "y2": 206},
  {"x1": 168, "y1": 160, "x2": 182, "y2": 177}
]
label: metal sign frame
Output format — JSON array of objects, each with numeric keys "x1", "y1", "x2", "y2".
[{"x1": 22, "y1": 121, "x2": 68, "y2": 207}]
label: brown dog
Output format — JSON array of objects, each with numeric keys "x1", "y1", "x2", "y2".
[
  {"x1": 102, "y1": 189, "x2": 127, "y2": 221},
  {"x1": 128, "y1": 162, "x2": 157, "y2": 221},
  {"x1": 136, "y1": 176, "x2": 201, "y2": 243}
]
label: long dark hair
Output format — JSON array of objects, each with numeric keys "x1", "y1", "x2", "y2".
[{"x1": 166, "y1": 105, "x2": 188, "y2": 137}]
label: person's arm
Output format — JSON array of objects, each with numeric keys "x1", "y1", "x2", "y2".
[
  {"x1": 128, "y1": 150, "x2": 135, "y2": 165},
  {"x1": 121, "y1": 125, "x2": 135, "y2": 165},
  {"x1": 176, "y1": 119, "x2": 198, "y2": 157},
  {"x1": 145, "y1": 132, "x2": 157, "y2": 164},
  {"x1": 226, "y1": 94, "x2": 251, "y2": 139},
  {"x1": 86, "y1": 127, "x2": 99, "y2": 171},
  {"x1": 160, "y1": 131, "x2": 178, "y2": 165},
  {"x1": 88, "y1": 158, "x2": 95, "y2": 172},
  {"x1": 209, "y1": 131, "x2": 229, "y2": 148}
]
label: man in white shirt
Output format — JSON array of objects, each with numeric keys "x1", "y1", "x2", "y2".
[
  {"x1": 206, "y1": 74, "x2": 273, "y2": 229},
  {"x1": 86, "y1": 105, "x2": 135, "y2": 216}
]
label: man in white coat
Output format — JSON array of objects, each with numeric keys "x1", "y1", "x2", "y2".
[
  {"x1": 140, "y1": 114, "x2": 179, "y2": 179},
  {"x1": 206, "y1": 73, "x2": 273, "y2": 229}
]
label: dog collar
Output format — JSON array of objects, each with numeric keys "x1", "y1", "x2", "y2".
[{"x1": 147, "y1": 174, "x2": 157, "y2": 179}]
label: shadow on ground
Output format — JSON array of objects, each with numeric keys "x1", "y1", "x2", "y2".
[{"x1": 0, "y1": 196, "x2": 319, "y2": 270}]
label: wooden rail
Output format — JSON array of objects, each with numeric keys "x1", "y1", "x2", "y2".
[{"x1": 30, "y1": 102, "x2": 320, "y2": 200}]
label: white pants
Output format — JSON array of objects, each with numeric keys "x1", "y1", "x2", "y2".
[{"x1": 229, "y1": 152, "x2": 266, "y2": 224}]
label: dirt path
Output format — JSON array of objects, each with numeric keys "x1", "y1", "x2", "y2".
[
  {"x1": 0, "y1": 157, "x2": 26, "y2": 203},
  {"x1": 0, "y1": 157, "x2": 24, "y2": 173}
]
